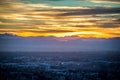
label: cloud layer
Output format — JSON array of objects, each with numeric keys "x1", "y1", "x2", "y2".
[{"x1": 0, "y1": 0, "x2": 120, "y2": 38}]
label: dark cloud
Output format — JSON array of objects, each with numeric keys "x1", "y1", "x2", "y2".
[
  {"x1": 59, "y1": 8, "x2": 120, "y2": 16},
  {"x1": 71, "y1": 25, "x2": 88, "y2": 28},
  {"x1": 115, "y1": 18, "x2": 120, "y2": 22},
  {"x1": 99, "y1": 23, "x2": 120, "y2": 28},
  {"x1": 21, "y1": 29, "x2": 73, "y2": 33},
  {"x1": 0, "y1": 0, "x2": 21, "y2": 6},
  {"x1": 0, "y1": 0, "x2": 11, "y2": 6}
]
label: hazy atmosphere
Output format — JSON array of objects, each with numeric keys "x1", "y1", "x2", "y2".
[
  {"x1": 0, "y1": 0, "x2": 120, "y2": 80},
  {"x1": 0, "y1": 0, "x2": 120, "y2": 52}
]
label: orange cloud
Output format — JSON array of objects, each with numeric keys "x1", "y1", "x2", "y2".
[{"x1": 0, "y1": 1, "x2": 120, "y2": 38}]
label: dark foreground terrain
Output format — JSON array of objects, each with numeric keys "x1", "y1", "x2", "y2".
[{"x1": 0, "y1": 51, "x2": 120, "y2": 80}]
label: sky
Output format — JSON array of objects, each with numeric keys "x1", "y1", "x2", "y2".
[{"x1": 0, "y1": 0, "x2": 120, "y2": 38}]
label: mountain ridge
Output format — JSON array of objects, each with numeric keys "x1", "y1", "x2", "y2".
[
  {"x1": 0, "y1": 33, "x2": 120, "y2": 52},
  {"x1": 0, "y1": 33, "x2": 120, "y2": 41}
]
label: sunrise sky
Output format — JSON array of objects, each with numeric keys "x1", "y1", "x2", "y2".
[{"x1": 0, "y1": 0, "x2": 120, "y2": 38}]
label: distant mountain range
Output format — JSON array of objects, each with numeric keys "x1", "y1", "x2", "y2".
[
  {"x1": 0, "y1": 33, "x2": 120, "y2": 52},
  {"x1": 0, "y1": 33, "x2": 120, "y2": 40}
]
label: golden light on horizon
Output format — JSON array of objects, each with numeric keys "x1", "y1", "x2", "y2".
[{"x1": 4, "y1": 27, "x2": 119, "y2": 38}]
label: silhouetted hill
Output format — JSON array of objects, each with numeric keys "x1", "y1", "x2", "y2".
[
  {"x1": 0, "y1": 33, "x2": 22, "y2": 39},
  {"x1": 0, "y1": 33, "x2": 120, "y2": 41}
]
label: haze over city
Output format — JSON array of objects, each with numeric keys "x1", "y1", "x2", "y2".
[{"x1": 0, "y1": 0, "x2": 120, "y2": 80}]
